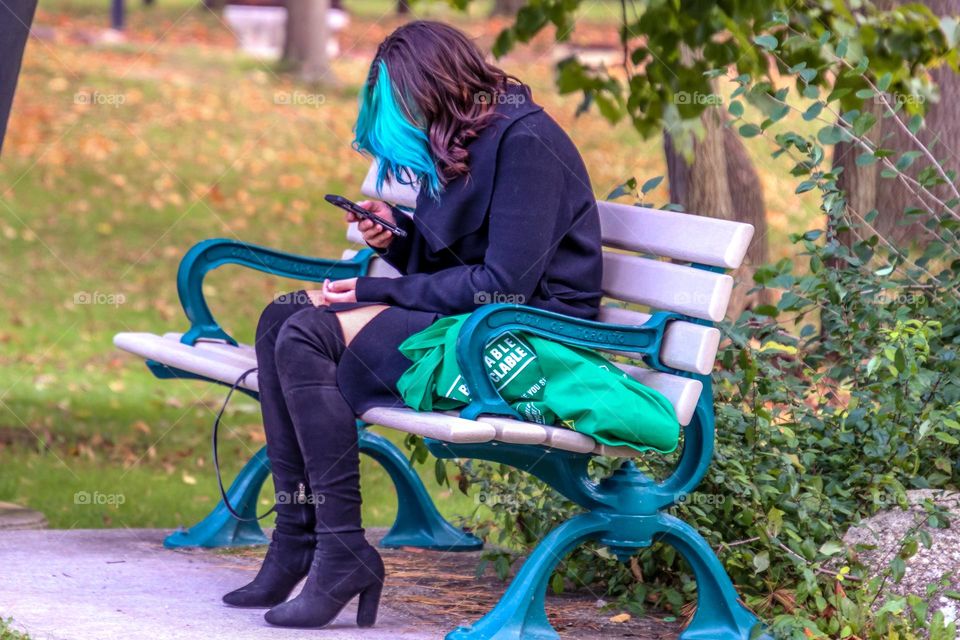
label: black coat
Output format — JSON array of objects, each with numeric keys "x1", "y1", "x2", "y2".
[{"x1": 355, "y1": 83, "x2": 603, "y2": 320}]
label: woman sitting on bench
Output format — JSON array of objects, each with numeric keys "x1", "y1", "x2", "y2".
[{"x1": 224, "y1": 19, "x2": 603, "y2": 629}]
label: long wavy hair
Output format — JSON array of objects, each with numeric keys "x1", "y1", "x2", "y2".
[{"x1": 353, "y1": 21, "x2": 516, "y2": 198}]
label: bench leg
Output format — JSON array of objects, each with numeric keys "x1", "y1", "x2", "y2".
[
  {"x1": 359, "y1": 427, "x2": 482, "y2": 551},
  {"x1": 446, "y1": 512, "x2": 608, "y2": 640},
  {"x1": 652, "y1": 513, "x2": 769, "y2": 640},
  {"x1": 163, "y1": 446, "x2": 271, "y2": 549}
]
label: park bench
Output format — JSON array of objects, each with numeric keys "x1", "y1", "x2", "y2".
[{"x1": 114, "y1": 160, "x2": 766, "y2": 640}]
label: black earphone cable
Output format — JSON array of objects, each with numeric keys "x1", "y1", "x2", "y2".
[{"x1": 212, "y1": 367, "x2": 276, "y2": 522}]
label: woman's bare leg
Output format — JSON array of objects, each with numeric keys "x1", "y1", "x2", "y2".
[{"x1": 304, "y1": 289, "x2": 388, "y2": 347}]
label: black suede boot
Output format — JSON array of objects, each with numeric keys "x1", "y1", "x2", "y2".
[
  {"x1": 221, "y1": 481, "x2": 315, "y2": 608},
  {"x1": 264, "y1": 532, "x2": 385, "y2": 628},
  {"x1": 223, "y1": 295, "x2": 319, "y2": 608},
  {"x1": 264, "y1": 307, "x2": 386, "y2": 628}
]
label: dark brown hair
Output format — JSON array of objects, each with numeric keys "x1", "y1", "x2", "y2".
[{"x1": 366, "y1": 21, "x2": 517, "y2": 185}]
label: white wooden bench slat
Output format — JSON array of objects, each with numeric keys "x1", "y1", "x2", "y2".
[
  {"x1": 474, "y1": 415, "x2": 549, "y2": 445},
  {"x1": 602, "y1": 252, "x2": 733, "y2": 322},
  {"x1": 114, "y1": 332, "x2": 701, "y2": 455},
  {"x1": 341, "y1": 248, "x2": 401, "y2": 278},
  {"x1": 360, "y1": 163, "x2": 754, "y2": 270},
  {"x1": 343, "y1": 249, "x2": 721, "y2": 376},
  {"x1": 620, "y1": 364, "x2": 703, "y2": 426},
  {"x1": 361, "y1": 407, "x2": 497, "y2": 444},
  {"x1": 350, "y1": 231, "x2": 735, "y2": 322},
  {"x1": 349, "y1": 238, "x2": 733, "y2": 323},
  {"x1": 598, "y1": 201, "x2": 754, "y2": 269},
  {"x1": 360, "y1": 163, "x2": 419, "y2": 209},
  {"x1": 592, "y1": 442, "x2": 646, "y2": 457},
  {"x1": 161, "y1": 335, "x2": 259, "y2": 369},
  {"x1": 114, "y1": 332, "x2": 262, "y2": 392},
  {"x1": 597, "y1": 306, "x2": 721, "y2": 376},
  {"x1": 541, "y1": 425, "x2": 598, "y2": 454}
]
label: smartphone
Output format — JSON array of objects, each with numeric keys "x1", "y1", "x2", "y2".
[{"x1": 324, "y1": 194, "x2": 408, "y2": 238}]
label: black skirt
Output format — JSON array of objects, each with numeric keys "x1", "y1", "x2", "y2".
[{"x1": 328, "y1": 302, "x2": 439, "y2": 416}]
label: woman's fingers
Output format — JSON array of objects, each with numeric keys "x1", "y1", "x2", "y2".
[
  {"x1": 305, "y1": 289, "x2": 326, "y2": 307},
  {"x1": 344, "y1": 200, "x2": 395, "y2": 250},
  {"x1": 323, "y1": 278, "x2": 358, "y2": 303},
  {"x1": 367, "y1": 228, "x2": 393, "y2": 248},
  {"x1": 325, "y1": 277, "x2": 357, "y2": 292}
]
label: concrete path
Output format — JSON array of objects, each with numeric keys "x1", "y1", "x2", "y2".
[
  {"x1": 0, "y1": 529, "x2": 444, "y2": 640},
  {"x1": 0, "y1": 528, "x2": 682, "y2": 640}
]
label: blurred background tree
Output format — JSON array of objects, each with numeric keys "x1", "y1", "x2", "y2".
[{"x1": 472, "y1": 0, "x2": 958, "y2": 315}]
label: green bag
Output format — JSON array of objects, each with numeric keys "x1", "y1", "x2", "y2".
[{"x1": 397, "y1": 314, "x2": 680, "y2": 453}]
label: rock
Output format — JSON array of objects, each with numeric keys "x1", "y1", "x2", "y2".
[
  {"x1": 842, "y1": 490, "x2": 960, "y2": 635},
  {"x1": 0, "y1": 501, "x2": 47, "y2": 530}
]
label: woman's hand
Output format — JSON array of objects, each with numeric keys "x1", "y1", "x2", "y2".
[
  {"x1": 347, "y1": 200, "x2": 396, "y2": 250},
  {"x1": 323, "y1": 278, "x2": 358, "y2": 303}
]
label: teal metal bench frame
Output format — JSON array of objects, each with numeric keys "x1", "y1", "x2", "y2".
[
  {"x1": 150, "y1": 238, "x2": 481, "y2": 552},
  {"x1": 151, "y1": 237, "x2": 768, "y2": 639}
]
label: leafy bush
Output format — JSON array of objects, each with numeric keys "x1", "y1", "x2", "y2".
[{"x1": 411, "y1": 15, "x2": 960, "y2": 640}]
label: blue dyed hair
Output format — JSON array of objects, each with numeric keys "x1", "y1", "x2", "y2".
[{"x1": 353, "y1": 60, "x2": 441, "y2": 199}]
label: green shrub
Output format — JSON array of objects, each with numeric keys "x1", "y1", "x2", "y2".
[{"x1": 410, "y1": 19, "x2": 960, "y2": 640}]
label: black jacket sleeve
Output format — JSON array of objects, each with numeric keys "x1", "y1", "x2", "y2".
[
  {"x1": 355, "y1": 129, "x2": 565, "y2": 314},
  {"x1": 370, "y1": 206, "x2": 415, "y2": 274}
]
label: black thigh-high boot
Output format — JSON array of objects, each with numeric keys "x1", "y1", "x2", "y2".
[
  {"x1": 223, "y1": 293, "x2": 318, "y2": 608},
  {"x1": 264, "y1": 307, "x2": 385, "y2": 629}
]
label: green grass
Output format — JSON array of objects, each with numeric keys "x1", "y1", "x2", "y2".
[
  {"x1": 0, "y1": 2, "x2": 822, "y2": 533},
  {"x1": 0, "y1": 619, "x2": 30, "y2": 640}
]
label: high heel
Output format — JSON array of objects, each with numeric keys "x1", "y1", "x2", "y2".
[
  {"x1": 264, "y1": 540, "x2": 385, "y2": 628},
  {"x1": 357, "y1": 580, "x2": 383, "y2": 628}
]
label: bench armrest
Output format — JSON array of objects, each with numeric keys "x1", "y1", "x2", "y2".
[
  {"x1": 454, "y1": 303, "x2": 680, "y2": 421},
  {"x1": 177, "y1": 238, "x2": 375, "y2": 346}
]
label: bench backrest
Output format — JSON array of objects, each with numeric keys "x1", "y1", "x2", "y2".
[{"x1": 346, "y1": 162, "x2": 753, "y2": 389}]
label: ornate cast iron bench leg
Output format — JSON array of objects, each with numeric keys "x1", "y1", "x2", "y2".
[
  {"x1": 426, "y1": 390, "x2": 771, "y2": 640},
  {"x1": 360, "y1": 428, "x2": 482, "y2": 551},
  {"x1": 156, "y1": 384, "x2": 480, "y2": 551},
  {"x1": 164, "y1": 446, "x2": 271, "y2": 548}
]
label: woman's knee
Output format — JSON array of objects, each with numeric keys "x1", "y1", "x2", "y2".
[
  {"x1": 274, "y1": 308, "x2": 345, "y2": 371},
  {"x1": 256, "y1": 292, "x2": 311, "y2": 348}
]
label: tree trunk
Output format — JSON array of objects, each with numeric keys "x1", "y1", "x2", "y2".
[
  {"x1": 397, "y1": 0, "x2": 411, "y2": 15},
  {"x1": 663, "y1": 108, "x2": 770, "y2": 318},
  {"x1": 491, "y1": 0, "x2": 525, "y2": 17},
  {"x1": 834, "y1": 0, "x2": 960, "y2": 246},
  {"x1": 283, "y1": 0, "x2": 333, "y2": 84}
]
